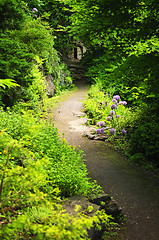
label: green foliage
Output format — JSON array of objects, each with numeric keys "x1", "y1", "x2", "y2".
[
  {"x1": 0, "y1": 2, "x2": 121, "y2": 238},
  {"x1": 64, "y1": 0, "x2": 159, "y2": 107},
  {"x1": 0, "y1": 79, "x2": 20, "y2": 90},
  {"x1": 0, "y1": 109, "x2": 101, "y2": 198},
  {"x1": 83, "y1": 49, "x2": 159, "y2": 108},
  {"x1": 12, "y1": 63, "x2": 48, "y2": 112},
  {"x1": 129, "y1": 121, "x2": 159, "y2": 165},
  {"x1": 1, "y1": 205, "x2": 110, "y2": 240},
  {"x1": 84, "y1": 84, "x2": 132, "y2": 135},
  {"x1": 0, "y1": 107, "x2": 112, "y2": 239},
  {"x1": 125, "y1": 106, "x2": 159, "y2": 167},
  {"x1": 0, "y1": 32, "x2": 34, "y2": 86},
  {"x1": 63, "y1": 0, "x2": 159, "y2": 169},
  {"x1": 40, "y1": 0, "x2": 73, "y2": 55},
  {"x1": 0, "y1": 79, "x2": 20, "y2": 106},
  {"x1": 16, "y1": 18, "x2": 54, "y2": 57},
  {"x1": 0, "y1": 0, "x2": 26, "y2": 31},
  {"x1": 0, "y1": 0, "x2": 73, "y2": 108},
  {"x1": 84, "y1": 85, "x2": 159, "y2": 168}
]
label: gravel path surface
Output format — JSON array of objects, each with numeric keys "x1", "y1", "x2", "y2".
[{"x1": 52, "y1": 81, "x2": 159, "y2": 240}]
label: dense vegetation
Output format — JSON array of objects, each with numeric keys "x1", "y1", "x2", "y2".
[
  {"x1": 1, "y1": 0, "x2": 159, "y2": 238},
  {"x1": 0, "y1": 0, "x2": 114, "y2": 239},
  {"x1": 62, "y1": 0, "x2": 159, "y2": 170}
]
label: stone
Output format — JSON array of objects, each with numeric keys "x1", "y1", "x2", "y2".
[
  {"x1": 86, "y1": 134, "x2": 95, "y2": 140},
  {"x1": 89, "y1": 193, "x2": 111, "y2": 205},
  {"x1": 62, "y1": 195, "x2": 100, "y2": 217},
  {"x1": 90, "y1": 193, "x2": 122, "y2": 217},
  {"x1": 62, "y1": 195, "x2": 105, "y2": 239},
  {"x1": 62, "y1": 193, "x2": 122, "y2": 239},
  {"x1": 84, "y1": 133, "x2": 109, "y2": 141},
  {"x1": 45, "y1": 74, "x2": 55, "y2": 97},
  {"x1": 94, "y1": 134, "x2": 109, "y2": 141},
  {"x1": 73, "y1": 112, "x2": 86, "y2": 117},
  {"x1": 103, "y1": 200, "x2": 122, "y2": 217}
]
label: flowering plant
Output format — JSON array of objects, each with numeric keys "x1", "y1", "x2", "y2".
[
  {"x1": 95, "y1": 93, "x2": 127, "y2": 137},
  {"x1": 32, "y1": 7, "x2": 38, "y2": 17}
]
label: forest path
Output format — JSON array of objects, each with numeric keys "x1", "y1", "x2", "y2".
[{"x1": 52, "y1": 80, "x2": 159, "y2": 240}]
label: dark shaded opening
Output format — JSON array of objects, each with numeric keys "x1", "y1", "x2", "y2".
[{"x1": 74, "y1": 47, "x2": 77, "y2": 59}]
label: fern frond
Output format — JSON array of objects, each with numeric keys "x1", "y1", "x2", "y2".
[{"x1": 0, "y1": 79, "x2": 20, "y2": 89}]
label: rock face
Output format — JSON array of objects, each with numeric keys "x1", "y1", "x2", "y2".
[
  {"x1": 45, "y1": 74, "x2": 55, "y2": 97},
  {"x1": 62, "y1": 193, "x2": 122, "y2": 240},
  {"x1": 89, "y1": 193, "x2": 122, "y2": 217},
  {"x1": 63, "y1": 195, "x2": 100, "y2": 217}
]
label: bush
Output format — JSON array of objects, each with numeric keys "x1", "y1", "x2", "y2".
[
  {"x1": 84, "y1": 84, "x2": 159, "y2": 169},
  {"x1": 0, "y1": 109, "x2": 101, "y2": 197},
  {"x1": 0, "y1": 32, "x2": 33, "y2": 86},
  {"x1": 84, "y1": 84, "x2": 131, "y2": 136},
  {"x1": 0, "y1": 107, "x2": 112, "y2": 240},
  {"x1": 129, "y1": 119, "x2": 159, "y2": 167},
  {"x1": 1, "y1": 204, "x2": 110, "y2": 240}
]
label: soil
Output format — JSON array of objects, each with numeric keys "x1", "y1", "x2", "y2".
[{"x1": 52, "y1": 79, "x2": 159, "y2": 240}]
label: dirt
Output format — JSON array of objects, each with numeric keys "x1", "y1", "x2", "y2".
[{"x1": 52, "y1": 80, "x2": 159, "y2": 240}]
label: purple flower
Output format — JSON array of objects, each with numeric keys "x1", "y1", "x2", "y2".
[
  {"x1": 122, "y1": 101, "x2": 127, "y2": 106},
  {"x1": 97, "y1": 122, "x2": 100, "y2": 126},
  {"x1": 101, "y1": 127, "x2": 105, "y2": 133},
  {"x1": 32, "y1": 8, "x2": 38, "y2": 12},
  {"x1": 111, "y1": 104, "x2": 117, "y2": 110},
  {"x1": 122, "y1": 129, "x2": 127, "y2": 135},
  {"x1": 119, "y1": 101, "x2": 127, "y2": 106},
  {"x1": 105, "y1": 126, "x2": 109, "y2": 130},
  {"x1": 96, "y1": 129, "x2": 101, "y2": 134},
  {"x1": 113, "y1": 95, "x2": 120, "y2": 101},
  {"x1": 116, "y1": 115, "x2": 121, "y2": 118},
  {"x1": 107, "y1": 116, "x2": 112, "y2": 121},
  {"x1": 100, "y1": 121, "x2": 105, "y2": 127},
  {"x1": 112, "y1": 99, "x2": 118, "y2": 104},
  {"x1": 109, "y1": 110, "x2": 116, "y2": 116},
  {"x1": 119, "y1": 101, "x2": 123, "y2": 105},
  {"x1": 109, "y1": 128, "x2": 116, "y2": 135},
  {"x1": 97, "y1": 121, "x2": 105, "y2": 127},
  {"x1": 33, "y1": 14, "x2": 37, "y2": 17}
]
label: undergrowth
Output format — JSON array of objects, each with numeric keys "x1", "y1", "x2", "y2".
[
  {"x1": 0, "y1": 96, "x2": 116, "y2": 239},
  {"x1": 84, "y1": 84, "x2": 159, "y2": 171}
]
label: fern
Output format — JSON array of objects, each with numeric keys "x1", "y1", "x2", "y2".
[
  {"x1": 27, "y1": 206, "x2": 53, "y2": 223},
  {"x1": 0, "y1": 79, "x2": 20, "y2": 90}
]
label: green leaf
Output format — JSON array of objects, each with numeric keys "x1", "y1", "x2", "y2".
[{"x1": 0, "y1": 79, "x2": 20, "y2": 89}]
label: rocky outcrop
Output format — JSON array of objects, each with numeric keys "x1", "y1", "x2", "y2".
[
  {"x1": 45, "y1": 74, "x2": 55, "y2": 97},
  {"x1": 89, "y1": 193, "x2": 122, "y2": 217},
  {"x1": 62, "y1": 193, "x2": 122, "y2": 240}
]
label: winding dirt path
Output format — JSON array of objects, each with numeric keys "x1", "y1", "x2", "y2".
[{"x1": 52, "y1": 81, "x2": 159, "y2": 240}]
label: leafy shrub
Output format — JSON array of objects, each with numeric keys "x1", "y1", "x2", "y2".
[
  {"x1": 0, "y1": 32, "x2": 33, "y2": 86},
  {"x1": 1, "y1": 204, "x2": 110, "y2": 240},
  {"x1": 0, "y1": 109, "x2": 101, "y2": 197},
  {"x1": 84, "y1": 84, "x2": 131, "y2": 136},
  {"x1": 84, "y1": 84, "x2": 159, "y2": 169},
  {"x1": 0, "y1": 0, "x2": 26, "y2": 31},
  {"x1": 0, "y1": 108, "x2": 112, "y2": 240},
  {"x1": 85, "y1": 52, "x2": 159, "y2": 108},
  {"x1": 25, "y1": 123, "x2": 101, "y2": 197},
  {"x1": 12, "y1": 63, "x2": 48, "y2": 113},
  {"x1": 128, "y1": 118, "x2": 159, "y2": 167},
  {"x1": 0, "y1": 16, "x2": 73, "y2": 108}
]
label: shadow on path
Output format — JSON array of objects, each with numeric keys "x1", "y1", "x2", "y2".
[{"x1": 53, "y1": 80, "x2": 159, "y2": 240}]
